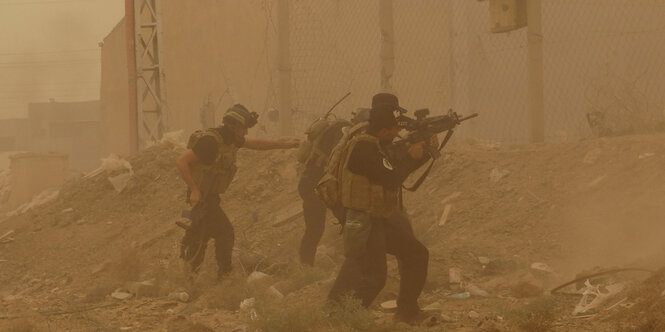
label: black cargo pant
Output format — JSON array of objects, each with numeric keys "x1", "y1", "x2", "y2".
[
  {"x1": 328, "y1": 209, "x2": 429, "y2": 316},
  {"x1": 297, "y1": 165, "x2": 346, "y2": 266},
  {"x1": 182, "y1": 194, "x2": 234, "y2": 277}
]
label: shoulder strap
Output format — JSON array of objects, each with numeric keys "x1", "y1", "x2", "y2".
[{"x1": 402, "y1": 129, "x2": 455, "y2": 192}]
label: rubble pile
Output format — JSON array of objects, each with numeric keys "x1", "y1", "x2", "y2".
[{"x1": 0, "y1": 132, "x2": 665, "y2": 330}]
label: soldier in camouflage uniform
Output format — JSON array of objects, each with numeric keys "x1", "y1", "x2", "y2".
[
  {"x1": 327, "y1": 93, "x2": 437, "y2": 324},
  {"x1": 176, "y1": 104, "x2": 300, "y2": 279}
]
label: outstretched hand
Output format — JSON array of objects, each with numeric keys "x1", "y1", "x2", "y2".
[{"x1": 278, "y1": 136, "x2": 301, "y2": 148}]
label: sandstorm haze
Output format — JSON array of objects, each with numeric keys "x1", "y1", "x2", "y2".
[
  {"x1": 0, "y1": 0, "x2": 123, "y2": 119},
  {"x1": 1, "y1": 1, "x2": 665, "y2": 331}
]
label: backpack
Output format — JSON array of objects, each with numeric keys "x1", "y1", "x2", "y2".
[
  {"x1": 315, "y1": 122, "x2": 368, "y2": 209},
  {"x1": 296, "y1": 118, "x2": 350, "y2": 168}
]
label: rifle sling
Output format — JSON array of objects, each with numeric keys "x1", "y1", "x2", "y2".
[{"x1": 402, "y1": 129, "x2": 454, "y2": 192}]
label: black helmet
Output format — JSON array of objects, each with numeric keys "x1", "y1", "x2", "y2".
[{"x1": 223, "y1": 104, "x2": 259, "y2": 128}]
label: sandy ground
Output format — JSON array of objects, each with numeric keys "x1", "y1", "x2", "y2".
[{"x1": 1, "y1": 133, "x2": 664, "y2": 331}]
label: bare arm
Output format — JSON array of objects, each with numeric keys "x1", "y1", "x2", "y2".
[
  {"x1": 176, "y1": 149, "x2": 202, "y2": 206},
  {"x1": 243, "y1": 137, "x2": 300, "y2": 150}
]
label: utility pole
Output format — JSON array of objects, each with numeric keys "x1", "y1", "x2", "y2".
[
  {"x1": 125, "y1": 0, "x2": 168, "y2": 150},
  {"x1": 125, "y1": 0, "x2": 138, "y2": 154},
  {"x1": 277, "y1": 0, "x2": 293, "y2": 136},
  {"x1": 527, "y1": 0, "x2": 545, "y2": 142},
  {"x1": 379, "y1": 0, "x2": 395, "y2": 92}
]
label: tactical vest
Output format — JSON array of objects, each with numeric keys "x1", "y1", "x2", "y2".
[
  {"x1": 186, "y1": 129, "x2": 239, "y2": 195},
  {"x1": 338, "y1": 131, "x2": 400, "y2": 218}
]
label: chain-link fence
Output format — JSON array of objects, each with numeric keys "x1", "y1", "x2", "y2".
[{"x1": 215, "y1": 0, "x2": 665, "y2": 143}]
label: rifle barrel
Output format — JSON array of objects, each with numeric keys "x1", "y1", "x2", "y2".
[{"x1": 459, "y1": 113, "x2": 479, "y2": 122}]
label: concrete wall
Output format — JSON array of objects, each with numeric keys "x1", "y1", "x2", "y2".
[{"x1": 100, "y1": 18, "x2": 131, "y2": 156}]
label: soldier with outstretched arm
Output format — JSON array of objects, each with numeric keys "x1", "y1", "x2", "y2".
[{"x1": 176, "y1": 104, "x2": 299, "y2": 280}]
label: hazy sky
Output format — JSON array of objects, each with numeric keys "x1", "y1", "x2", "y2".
[{"x1": 0, "y1": 0, "x2": 124, "y2": 119}]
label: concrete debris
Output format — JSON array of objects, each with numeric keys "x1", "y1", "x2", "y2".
[
  {"x1": 423, "y1": 301, "x2": 442, "y2": 311},
  {"x1": 448, "y1": 267, "x2": 462, "y2": 284},
  {"x1": 154, "y1": 130, "x2": 185, "y2": 149},
  {"x1": 239, "y1": 297, "x2": 256, "y2": 311},
  {"x1": 440, "y1": 191, "x2": 462, "y2": 205},
  {"x1": 450, "y1": 292, "x2": 470, "y2": 299},
  {"x1": 168, "y1": 291, "x2": 190, "y2": 302},
  {"x1": 478, "y1": 256, "x2": 491, "y2": 265},
  {"x1": 531, "y1": 262, "x2": 554, "y2": 273},
  {"x1": 440, "y1": 313, "x2": 455, "y2": 323},
  {"x1": 61, "y1": 208, "x2": 74, "y2": 213},
  {"x1": 108, "y1": 172, "x2": 132, "y2": 193},
  {"x1": 0, "y1": 229, "x2": 15, "y2": 242},
  {"x1": 111, "y1": 289, "x2": 133, "y2": 300},
  {"x1": 638, "y1": 152, "x2": 655, "y2": 159},
  {"x1": 267, "y1": 285, "x2": 283, "y2": 299},
  {"x1": 91, "y1": 260, "x2": 110, "y2": 276},
  {"x1": 583, "y1": 148, "x2": 602, "y2": 164},
  {"x1": 6, "y1": 188, "x2": 59, "y2": 217},
  {"x1": 85, "y1": 154, "x2": 134, "y2": 179},
  {"x1": 438, "y1": 204, "x2": 453, "y2": 226},
  {"x1": 468, "y1": 310, "x2": 480, "y2": 319},
  {"x1": 489, "y1": 168, "x2": 510, "y2": 182},
  {"x1": 465, "y1": 284, "x2": 489, "y2": 297},
  {"x1": 125, "y1": 279, "x2": 158, "y2": 297},
  {"x1": 380, "y1": 300, "x2": 397, "y2": 310},
  {"x1": 588, "y1": 175, "x2": 607, "y2": 188},
  {"x1": 246, "y1": 271, "x2": 269, "y2": 284}
]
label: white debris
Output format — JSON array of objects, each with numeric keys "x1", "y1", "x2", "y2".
[
  {"x1": 583, "y1": 148, "x2": 602, "y2": 164},
  {"x1": 423, "y1": 301, "x2": 442, "y2": 311},
  {"x1": 489, "y1": 168, "x2": 510, "y2": 183},
  {"x1": 84, "y1": 154, "x2": 133, "y2": 179},
  {"x1": 246, "y1": 271, "x2": 269, "y2": 284},
  {"x1": 380, "y1": 300, "x2": 397, "y2": 310},
  {"x1": 440, "y1": 191, "x2": 462, "y2": 205},
  {"x1": 6, "y1": 188, "x2": 59, "y2": 217},
  {"x1": 438, "y1": 204, "x2": 453, "y2": 226},
  {"x1": 638, "y1": 152, "x2": 655, "y2": 160},
  {"x1": 239, "y1": 297, "x2": 256, "y2": 311},
  {"x1": 465, "y1": 284, "x2": 489, "y2": 297},
  {"x1": 468, "y1": 310, "x2": 480, "y2": 319},
  {"x1": 267, "y1": 286, "x2": 284, "y2": 299},
  {"x1": 530, "y1": 262, "x2": 554, "y2": 273},
  {"x1": 168, "y1": 291, "x2": 190, "y2": 302},
  {"x1": 448, "y1": 267, "x2": 462, "y2": 284},
  {"x1": 0, "y1": 229, "x2": 15, "y2": 242},
  {"x1": 108, "y1": 172, "x2": 132, "y2": 193},
  {"x1": 147, "y1": 130, "x2": 185, "y2": 149},
  {"x1": 588, "y1": 175, "x2": 607, "y2": 188},
  {"x1": 573, "y1": 280, "x2": 624, "y2": 315},
  {"x1": 61, "y1": 208, "x2": 74, "y2": 213},
  {"x1": 111, "y1": 289, "x2": 133, "y2": 300}
]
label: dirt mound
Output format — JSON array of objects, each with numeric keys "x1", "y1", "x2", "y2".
[{"x1": 1, "y1": 133, "x2": 665, "y2": 330}]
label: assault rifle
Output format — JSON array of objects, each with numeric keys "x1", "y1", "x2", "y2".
[
  {"x1": 393, "y1": 108, "x2": 478, "y2": 191},
  {"x1": 395, "y1": 108, "x2": 478, "y2": 160}
]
